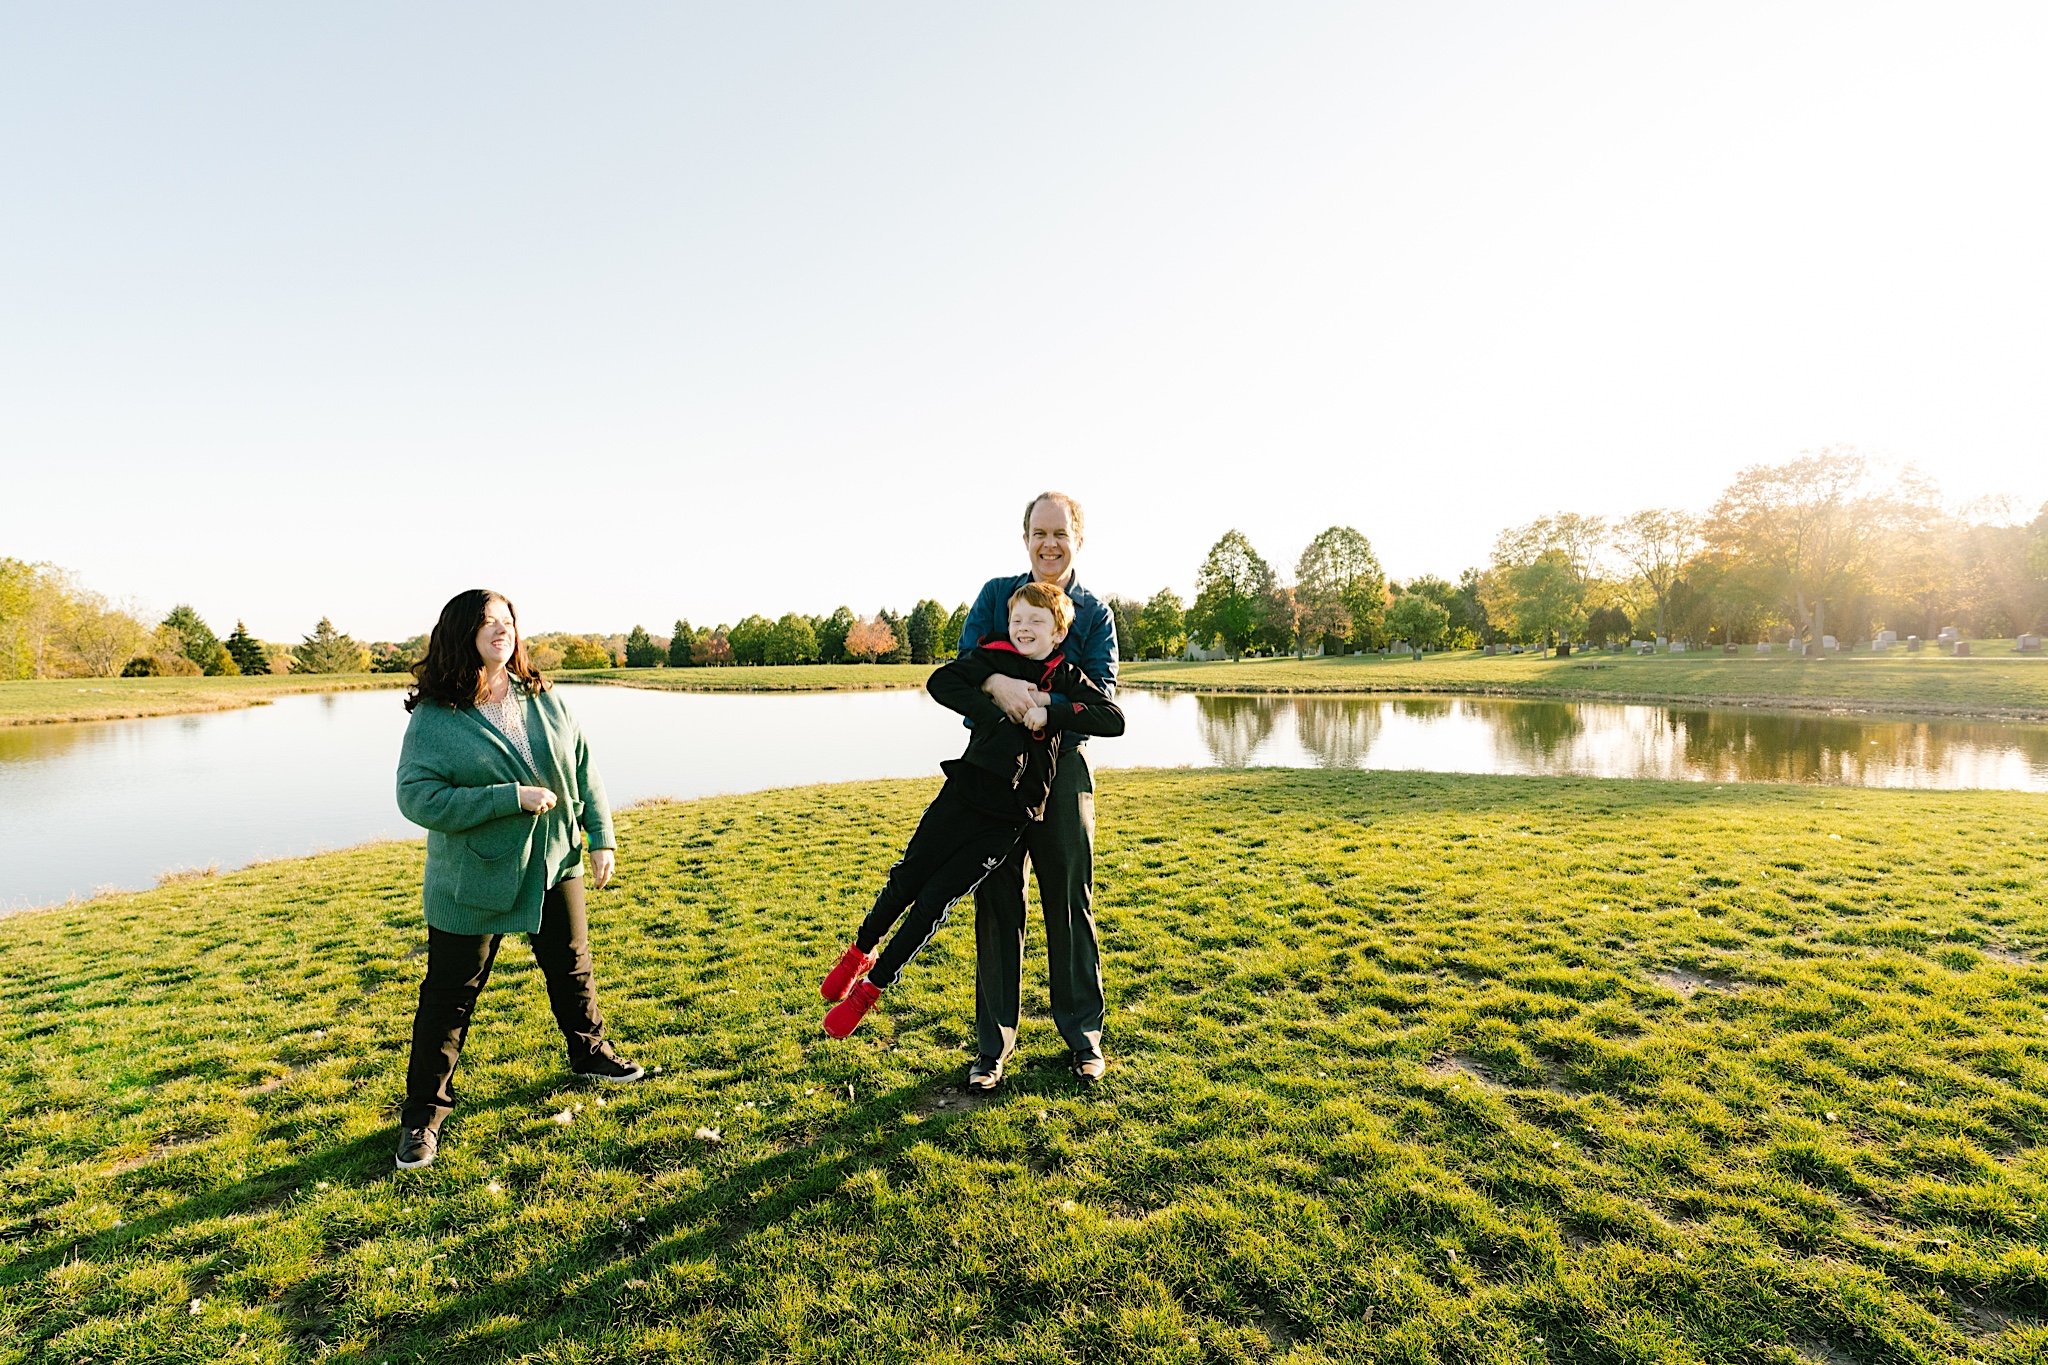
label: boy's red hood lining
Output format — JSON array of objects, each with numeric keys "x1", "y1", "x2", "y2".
[{"x1": 978, "y1": 638, "x2": 1065, "y2": 687}]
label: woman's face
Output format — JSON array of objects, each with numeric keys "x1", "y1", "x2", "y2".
[{"x1": 475, "y1": 597, "x2": 517, "y2": 670}]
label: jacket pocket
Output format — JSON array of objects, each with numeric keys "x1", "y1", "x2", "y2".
[{"x1": 453, "y1": 819, "x2": 529, "y2": 909}]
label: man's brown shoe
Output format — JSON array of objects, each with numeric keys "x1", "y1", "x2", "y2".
[{"x1": 965, "y1": 1054, "x2": 1006, "y2": 1092}]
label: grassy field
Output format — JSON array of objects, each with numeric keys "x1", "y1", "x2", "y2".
[
  {"x1": 560, "y1": 664, "x2": 937, "y2": 694},
  {"x1": 4, "y1": 770, "x2": 2045, "y2": 1364},
  {"x1": 0, "y1": 674, "x2": 407, "y2": 727},
  {"x1": 1123, "y1": 650, "x2": 2048, "y2": 720}
]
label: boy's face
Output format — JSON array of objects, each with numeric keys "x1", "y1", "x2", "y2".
[{"x1": 1007, "y1": 601, "x2": 1067, "y2": 660}]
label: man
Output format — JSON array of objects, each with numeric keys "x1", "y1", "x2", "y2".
[{"x1": 956, "y1": 491, "x2": 1119, "y2": 1090}]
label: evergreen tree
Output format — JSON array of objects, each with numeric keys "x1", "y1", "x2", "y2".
[
  {"x1": 624, "y1": 624, "x2": 659, "y2": 668},
  {"x1": 942, "y1": 602, "x2": 971, "y2": 657},
  {"x1": 293, "y1": 618, "x2": 367, "y2": 674},
  {"x1": 905, "y1": 599, "x2": 948, "y2": 664},
  {"x1": 161, "y1": 604, "x2": 226, "y2": 674},
  {"x1": 668, "y1": 619, "x2": 696, "y2": 668},
  {"x1": 224, "y1": 620, "x2": 269, "y2": 675},
  {"x1": 877, "y1": 608, "x2": 911, "y2": 663}
]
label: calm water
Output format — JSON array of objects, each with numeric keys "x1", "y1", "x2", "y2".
[{"x1": 5, "y1": 685, "x2": 2046, "y2": 912}]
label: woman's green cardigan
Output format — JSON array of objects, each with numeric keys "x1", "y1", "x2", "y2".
[{"x1": 395, "y1": 685, "x2": 615, "y2": 936}]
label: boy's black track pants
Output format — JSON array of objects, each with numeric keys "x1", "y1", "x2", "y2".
[{"x1": 858, "y1": 773, "x2": 1023, "y2": 989}]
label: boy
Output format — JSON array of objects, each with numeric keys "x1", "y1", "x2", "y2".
[{"x1": 819, "y1": 580, "x2": 1124, "y2": 1038}]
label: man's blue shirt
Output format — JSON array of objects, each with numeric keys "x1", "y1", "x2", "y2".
[{"x1": 958, "y1": 573, "x2": 1119, "y2": 722}]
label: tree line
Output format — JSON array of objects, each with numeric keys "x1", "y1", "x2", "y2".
[
  {"x1": 1134, "y1": 450, "x2": 2048, "y2": 660},
  {"x1": 8, "y1": 450, "x2": 2042, "y2": 680},
  {"x1": 0, "y1": 563, "x2": 375, "y2": 680}
]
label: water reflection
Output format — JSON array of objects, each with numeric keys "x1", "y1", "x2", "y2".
[
  {"x1": 1189, "y1": 692, "x2": 2048, "y2": 790},
  {"x1": 1292, "y1": 697, "x2": 1384, "y2": 769},
  {"x1": 1194, "y1": 696, "x2": 1280, "y2": 767}
]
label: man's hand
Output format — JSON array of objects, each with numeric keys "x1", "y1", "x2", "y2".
[
  {"x1": 983, "y1": 673, "x2": 1038, "y2": 723},
  {"x1": 589, "y1": 848, "x2": 615, "y2": 889}
]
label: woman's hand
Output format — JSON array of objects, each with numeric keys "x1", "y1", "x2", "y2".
[
  {"x1": 518, "y1": 785, "x2": 558, "y2": 814},
  {"x1": 589, "y1": 848, "x2": 615, "y2": 889}
]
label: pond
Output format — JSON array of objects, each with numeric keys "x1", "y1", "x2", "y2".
[{"x1": 5, "y1": 685, "x2": 2046, "y2": 912}]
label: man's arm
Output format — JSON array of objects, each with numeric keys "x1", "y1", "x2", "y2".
[
  {"x1": 1047, "y1": 593, "x2": 1119, "y2": 706},
  {"x1": 958, "y1": 579, "x2": 1009, "y2": 655}
]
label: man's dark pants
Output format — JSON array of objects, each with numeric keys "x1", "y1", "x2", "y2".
[
  {"x1": 973, "y1": 749, "x2": 1102, "y2": 1062},
  {"x1": 402, "y1": 877, "x2": 605, "y2": 1131}
]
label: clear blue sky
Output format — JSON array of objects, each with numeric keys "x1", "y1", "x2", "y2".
[{"x1": 3, "y1": 2, "x2": 2044, "y2": 640}]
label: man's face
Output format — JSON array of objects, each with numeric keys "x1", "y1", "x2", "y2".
[
  {"x1": 1007, "y1": 601, "x2": 1067, "y2": 660},
  {"x1": 1024, "y1": 498, "x2": 1079, "y2": 583}
]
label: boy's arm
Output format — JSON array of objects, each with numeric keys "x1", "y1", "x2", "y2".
[
  {"x1": 1038, "y1": 663, "x2": 1125, "y2": 738},
  {"x1": 927, "y1": 651, "x2": 1011, "y2": 728}
]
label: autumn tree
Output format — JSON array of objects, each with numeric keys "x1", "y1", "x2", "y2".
[
  {"x1": 1190, "y1": 530, "x2": 1277, "y2": 659},
  {"x1": 844, "y1": 616, "x2": 897, "y2": 662},
  {"x1": 691, "y1": 630, "x2": 734, "y2": 666}
]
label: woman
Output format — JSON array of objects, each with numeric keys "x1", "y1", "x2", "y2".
[{"x1": 393, "y1": 588, "x2": 644, "y2": 1171}]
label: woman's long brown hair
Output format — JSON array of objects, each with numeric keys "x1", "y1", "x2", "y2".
[{"x1": 404, "y1": 588, "x2": 549, "y2": 712}]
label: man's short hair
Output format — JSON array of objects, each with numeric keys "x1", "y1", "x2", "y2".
[
  {"x1": 1009, "y1": 580, "x2": 1076, "y2": 634},
  {"x1": 1022, "y1": 490, "x2": 1085, "y2": 544}
]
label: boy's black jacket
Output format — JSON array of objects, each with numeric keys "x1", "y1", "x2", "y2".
[{"x1": 925, "y1": 640, "x2": 1124, "y2": 820}]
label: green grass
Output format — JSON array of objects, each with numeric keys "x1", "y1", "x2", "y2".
[
  {"x1": 5, "y1": 771, "x2": 2046, "y2": 1363},
  {"x1": 0, "y1": 674, "x2": 407, "y2": 727},
  {"x1": 560, "y1": 664, "x2": 937, "y2": 693},
  {"x1": 1124, "y1": 649, "x2": 2048, "y2": 720}
]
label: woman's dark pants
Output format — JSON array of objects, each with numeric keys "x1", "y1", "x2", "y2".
[{"x1": 402, "y1": 877, "x2": 605, "y2": 1131}]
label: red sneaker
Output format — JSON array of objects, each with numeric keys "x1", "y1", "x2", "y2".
[
  {"x1": 821, "y1": 943, "x2": 879, "y2": 1002},
  {"x1": 823, "y1": 979, "x2": 883, "y2": 1038}
]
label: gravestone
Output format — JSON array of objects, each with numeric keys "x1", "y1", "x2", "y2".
[
  {"x1": 1822, "y1": 635, "x2": 1839, "y2": 652},
  {"x1": 1906, "y1": 636, "x2": 1922, "y2": 652},
  {"x1": 1871, "y1": 638, "x2": 1888, "y2": 652},
  {"x1": 1484, "y1": 643, "x2": 1497, "y2": 656},
  {"x1": 1954, "y1": 640, "x2": 1971, "y2": 657},
  {"x1": 1938, "y1": 626, "x2": 1960, "y2": 645},
  {"x1": 1669, "y1": 641, "x2": 1686, "y2": 653},
  {"x1": 1723, "y1": 643, "x2": 1739, "y2": 654},
  {"x1": 1876, "y1": 629, "x2": 1897, "y2": 645},
  {"x1": 1756, "y1": 642, "x2": 1772, "y2": 653},
  {"x1": 2016, "y1": 634, "x2": 2041, "y2": 653},
  {"x1": 1555, "y1": 643, "x2": 1571, "y2": 657}
]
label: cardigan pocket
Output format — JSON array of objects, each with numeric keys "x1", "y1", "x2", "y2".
[{"x1": 453, "y1": 820, "x2": 529, "y2": 909}]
